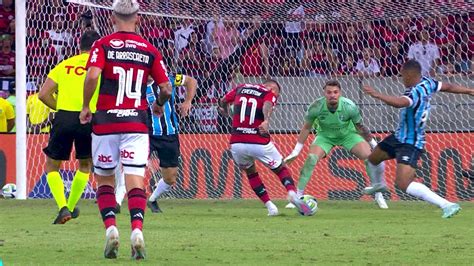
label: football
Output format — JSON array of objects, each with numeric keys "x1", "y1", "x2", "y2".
[
  {"x1": 299, "y1": 195, "x2": 318, "y2": 216},
  {"x1": 2, "y1": 183, "x2": 17, "y2": 199}
]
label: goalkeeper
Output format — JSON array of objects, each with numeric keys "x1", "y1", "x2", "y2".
[{"x1": 285, "y1": 80, "x2": 388, "y2": 209}]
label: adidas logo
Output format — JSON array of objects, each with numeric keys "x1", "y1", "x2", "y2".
[
  {"x1": 133, "y1": 213, "x2": 144, "y2": 220},
  {"x1": 105, "y1": 211, "x2": 115, "y2": 217}
]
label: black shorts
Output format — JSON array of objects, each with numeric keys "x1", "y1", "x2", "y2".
[
  {"x1": 43, "y1": 110, "x2": 92, "y2": 161},
  {"x1": 149, "y1": 134, "x2": 180, "y2": 168},
  {"x1": 378, "y1": 134, "x2": 423, "y2": 168}
]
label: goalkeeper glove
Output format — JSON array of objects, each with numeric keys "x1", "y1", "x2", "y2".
[{"x1": 284, "y1": 142, "x2": 304, "y2": 164}]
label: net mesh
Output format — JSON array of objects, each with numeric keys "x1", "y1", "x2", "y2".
[{"x1": 24, "y1": 0, "x2": 474, "y2": 201}]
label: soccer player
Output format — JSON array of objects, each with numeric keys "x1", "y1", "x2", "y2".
[
  {"x1": 219, "y1": 80, "x2": 312, "y2": 216},
  {"x1": 38, "y1": 30, "x2": 101, "y2": 224},
  {"x1": 362, "y1": 59, "x2": 473, "y2": 218},
  {"x1": 0, "y1": 96, "x2": 14, "y2": 132},
  {"x1": 147, "y1": 73, "x2": 197, "y2": 213},
  {"x1": 79, "y1": 0, "x2": 172, "y2": 260},
  {"x1": 285, "y1": 80, "x2": 388, "y2": 209}
]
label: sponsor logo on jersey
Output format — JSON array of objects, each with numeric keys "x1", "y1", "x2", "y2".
[
  {"x1": 90, "y1": 48, "x2": 99, "y2": 63},
  {"x1": 236, "y1": 127, "x2": 258, "y2": 134},
  {"x1": 125, "y1": 39, "x2": 148, "y2": 48},
  {"x1": 107, "y1": 109, "x2": 139, "y2": 117},
  {"x1": 110, "y1": 39, "x2": 125, "y2": 49}
]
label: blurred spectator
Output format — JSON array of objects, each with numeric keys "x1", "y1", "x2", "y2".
[
  {"x1": 356, "y1": 48, "x2": 381, "y2": 77},
  {"x1": 0, "y1": 34, "x2": 15, "y2": 77},
  {"x1": 433, "y1": 16, "x2": 455, "y2": 45},
  {"x1": 0, "y1": 0, "x2": 14, "y2": 34},
  {"x1": 284, "y1": 4, "x2": 305, "y2": 57},
  {"x1": 339, "y1": 54, "x2": 357, "y2": 75},
  {"x1": 382, "y1": 42, "x2": 404, "y2": 76},
  {"x1": 453, "y1": 43, "x2": 472, "y2": 74},
  {"x1": 27, "y1": 31, "x2": 58, "y2": 87},
  {"x1": 212, "y1": 20, "x2": 240, "y2": 59},
  {"x1": 407, "y1": 30, "x2": 440, "y2": 77},
  {"x1": 46, "y1": 13, "x2": 74, "y2": 61},
  {"x1": 0, "y1": 96, "x2": 14, "y2": 133},
  {"x1": 26, "y1": 92, "x2": 54, "y2": 134},
  {"x1": 302, "y1": 40, "x2": 331, "y2": 77},
  {"x1": 178, "y1": 31, "x2": 204, "y2": 77}
]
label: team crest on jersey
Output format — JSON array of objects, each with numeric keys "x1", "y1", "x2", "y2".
[{"x1": 110, "y1": 39, "x2": 124, "y2": 49}]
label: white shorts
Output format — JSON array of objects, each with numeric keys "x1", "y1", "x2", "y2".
[
  {"x1": 230, "y1": 142, "x2": 283, "y2": 170},
  {"x1": 92, "y1": 133, "x2": 149, "y2": 176}
]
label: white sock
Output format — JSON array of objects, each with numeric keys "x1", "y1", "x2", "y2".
[
  {"x1": 149, "y1": 178, "x2": 171, "y2": 202},
  {"x1": 366, "y1": 160, "x2": 386, "y2": 186},
  {"x1": 115, "y1": 168, "x2": 126, "y2": 205},
  {"x1": 296, "y1": 189, "x2": 304, "y2": 197},
  {"x1": 406, "y1": 182, "x2": 451, "y2": 208}
]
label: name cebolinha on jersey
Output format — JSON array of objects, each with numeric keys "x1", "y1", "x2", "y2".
[{"x1": 107, "y1": 50, "x2": 150, "y2": 64}]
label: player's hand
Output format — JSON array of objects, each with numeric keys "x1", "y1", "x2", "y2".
[
  {"x1": 218, "y1": 106, "x2": 229, "y2": 116},
  {"x1": 152, "y1": 101, "x2": 164, "y2": 117},
  {"x1": 284, "y1": 152, "x2": 299, "y2": 164},
  {"x1": 362, "y1": 85, "x2": 379, "y2": 98},
  {"x1": 258, "y1": 120, "x2": 269, "y2": 135},
  {"x1": 179, "y1": 101, "x2": 192, "y2": 117},
  {"x1": 79, "y1": 107, "x2": 92, "y2": 124}
]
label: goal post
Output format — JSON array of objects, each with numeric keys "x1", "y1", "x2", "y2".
[{"x1": 19, "y1": 0, "x2": 473, "y2": 201}]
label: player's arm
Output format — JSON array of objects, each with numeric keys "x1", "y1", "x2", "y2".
[
  {"x1": 83, "y1": 67, "x2": 101, "y2": 109},
  {"x1": 38, "y1": 78, "x2": 58, "y2": 110},
  {"x1": 285, "y1": 102, "x2": 318, "y2": 163},
  {"x1": 362, "y1": 85, "x2": 410, "y2": 108},
  {"x1": 355, "y1": 123, "x2": 374, "y2": 144},
  {"x1": 5, "y1": 103, "x2": 14, "y2": 132},
  {"x1": 81, "y1": 42, "x2": 104, "y2": 124},
  {"x1": 440, "y1": 82, "x2": 474, "y2": 96},
  {"x1": 178, "y1": 74, "x2": 197, "y2": 117},
  {"x1": 218, "y1": 88, "x2": 237, "y2": 116},
  {"x1": 258, "y1": 101, "x2": 274, "y2": 135},
  {"x1": 150, "y1": 50, "x2": 172, "y2": 115}
]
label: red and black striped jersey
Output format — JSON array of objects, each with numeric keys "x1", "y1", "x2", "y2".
[
  {"x1": 224, "y1": 84, "x2": 277, "y2": 145},
  {"x1": 86, "y1": 31, "x2": 169, "y2": 135}
]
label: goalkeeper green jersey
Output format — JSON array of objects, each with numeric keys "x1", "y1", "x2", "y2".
[{"x1": 304, "y1": 96, "x2": 362, "y2": 139}]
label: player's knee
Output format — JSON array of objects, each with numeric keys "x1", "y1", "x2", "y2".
[
  {"x1": 45, "y1": 157, "x2": 61, "y2": 173},
  {"x1": 78, "y1": 159, "x2": 92, "y2": 173},
  {"x1": 245, "y1": 164, "x2": 257, "y2": 176},
  {"x1": 306, "y1": 154, "x2": 319, "y2": 165},
  {"x1": 395, "y1": 178, "x2": 410, "y2": 192}
]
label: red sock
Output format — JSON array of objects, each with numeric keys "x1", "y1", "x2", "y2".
[
  {"x1": 276, "y1": 166, "x2": 296, "y2": 192},
  {"x1": 128, "y1": 188, "x2": 146, "y2": 231},
  {"x1": 247, "y1": 172, "x2": 270, "y2": 203},
  {"x1": 97, "y1": 185, "x2": 116, "y2": 229}
]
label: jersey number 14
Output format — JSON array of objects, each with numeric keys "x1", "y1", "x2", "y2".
[{"x1": 114, "y1": 66, "x2": 144, "y2": 108}]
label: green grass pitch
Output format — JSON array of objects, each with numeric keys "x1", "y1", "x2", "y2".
[{"x1": 0, "y1": 199, "x2": 473, "y2": 265}]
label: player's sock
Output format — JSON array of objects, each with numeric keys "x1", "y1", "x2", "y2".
[
  {"x1": 128, "y1": 188, "x2": 146, "y2": 231},
  {"x1": 276, "y1": 166, "x2": 296, "y2": 192},
  {"x1": 247, "y1": 172, "x2": 270, "y2": 203},
  {"x1": 46, "y1": 171, "x2": 67, "y2": 210},
  {"x1": 365, "y1": 160, "x2": 386, "y2": 186},
  {"x1": 296, "y1": 189, "x2": 304, "y2": 197},
  {"x1": 97, "y1": 185, "x2": 117, "y2": 229},
  {"x1": 297, "y1": 154, "x2": 319, "y2": 191},
  {"x1": 149, "y1": 178, "x2": 171, "y2": 202},
  {"x1": 67, "y1": 170, "x2": 89, "y2": 212},
  {"x1": 406, "y1": 182, "x2": 451, "y2": 208}
]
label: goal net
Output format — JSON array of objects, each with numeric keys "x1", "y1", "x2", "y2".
[{"x1": 24, "y1": 0, "x2": 474, "y2": 201}]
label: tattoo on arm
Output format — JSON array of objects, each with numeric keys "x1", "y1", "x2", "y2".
[
  {"x1": 356, "y1": 123, "x2": 372, "y2": 142},
  {"x1": 262, "y1": 101, "x2": 273, "y2": 121}
]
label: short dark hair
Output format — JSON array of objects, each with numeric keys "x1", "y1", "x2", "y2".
[
  {"x1": 323, "y1": 80, "x2": 341, "y2": 90},
  {"x1": 264, "y1": 79, "x2": 281, "y2": 93},
  {"x1": 402, "y1": 59, "x2": 422, "y2": 74},
  {"x1": 80, "y1": 30, "x2": 101, "y2": 51}
]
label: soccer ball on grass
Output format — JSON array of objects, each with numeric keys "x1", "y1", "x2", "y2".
[
  {"x1": 2, "y1": 183, "x2": 17, "y2": 199},
  {"x1": 298, "y1": 195, "x2": 318, "y2": 216}
]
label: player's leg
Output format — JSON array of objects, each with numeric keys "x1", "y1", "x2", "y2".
[
  {"x1": 114, "y1": 166, "x2": 126, "y2": 213},
  {"x1": 257, "y1": 142, "x2": 312, "y2": 215},
  {"x1": 148, "y1": 136, "x2": 180, "y2": 213},
  {"x1": 43, "y1": 113, "x2": 75, "y2": 224},
  {"x1": 395, "y1": 146, "x2": 461, "y2": 218},
  {"x1": 120, "y1": 133, "x2": 149, "y2": 259},
  {"x1": 230, "y1": 143, "x2": 277, "y2": 216},
  {"x1": 92, "y1": 133, "x2": 120, "y2": 259},
  {"x1": 297, "y1": 137, "x2": 329, "y2": 196},
  {"x1": 348, "y1": 138, "x2": 388, "y2": 209},
  {"x1": 67, "y1": 121, "x2": 94, "y2": 216}
]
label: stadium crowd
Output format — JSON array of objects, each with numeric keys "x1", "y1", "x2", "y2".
[{"x1": 0, "y1": 0, "x2": 473, "y2": 133}]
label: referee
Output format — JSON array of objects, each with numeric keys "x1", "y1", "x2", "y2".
[{"x1": 38, "y1": 30, "x2": 101, "y2": 224}]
